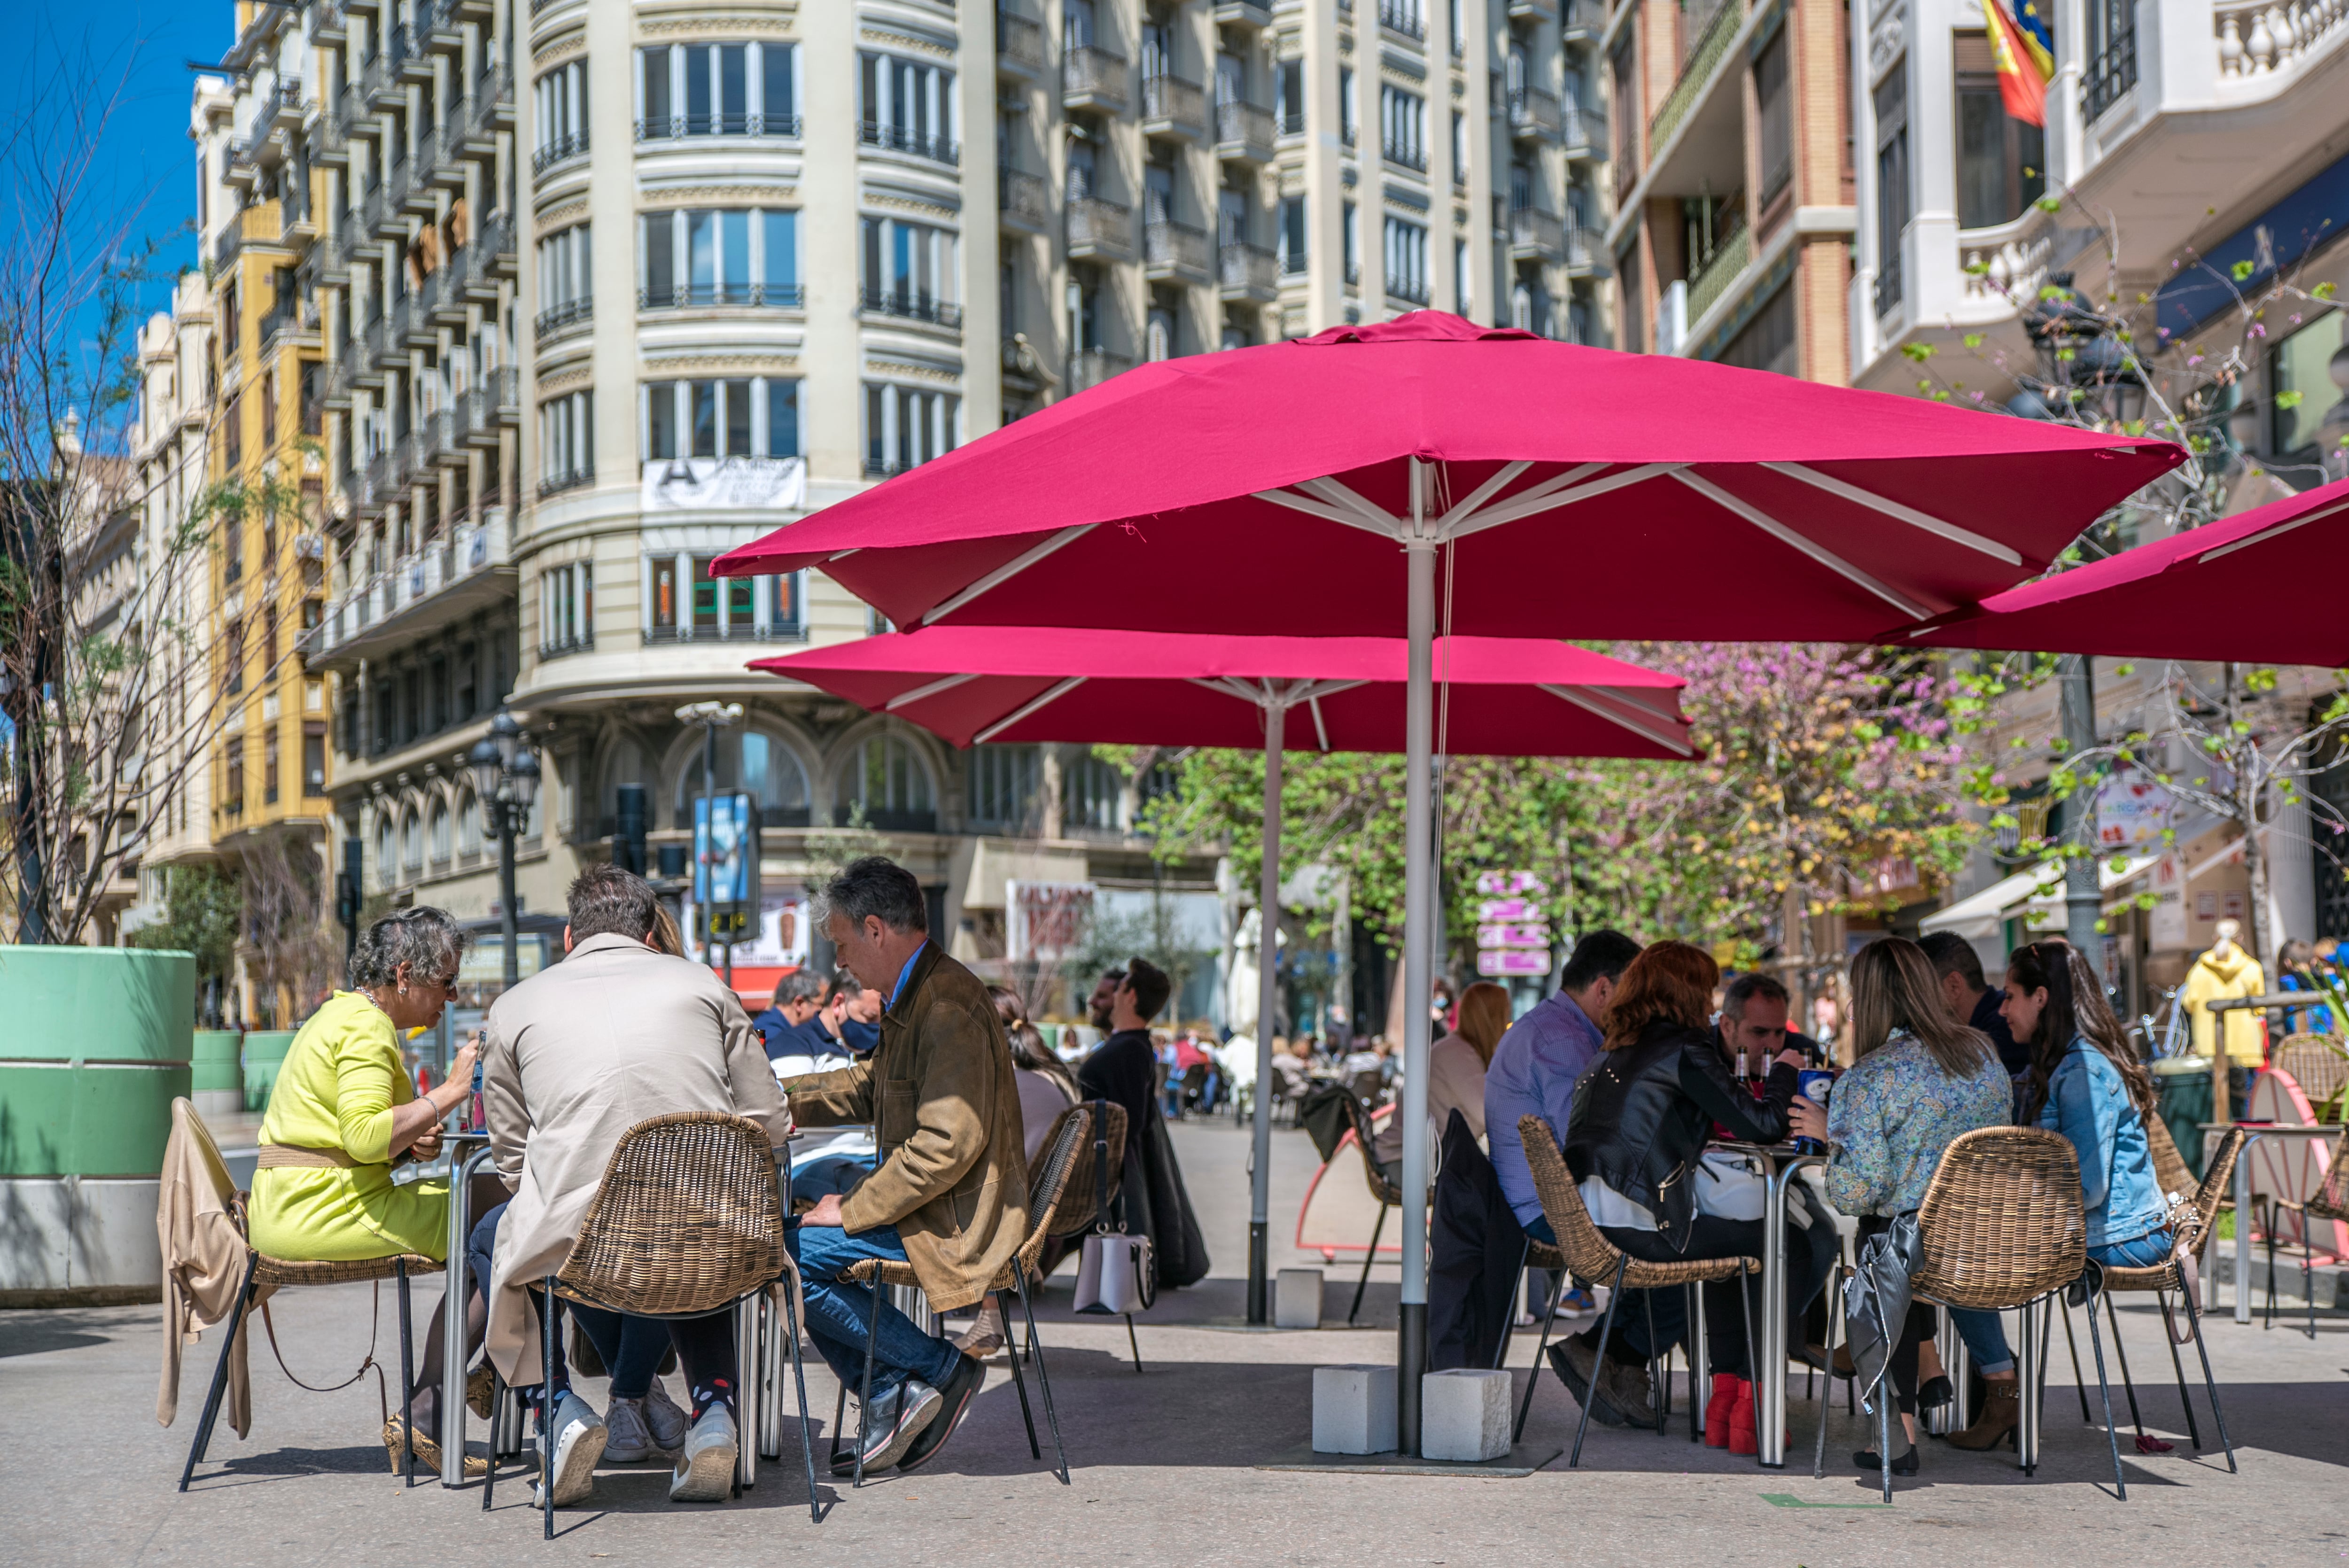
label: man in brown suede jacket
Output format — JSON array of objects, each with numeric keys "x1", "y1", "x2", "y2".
[{"x1": 783, "y1": 855, "x2": 1028, "y2": 1475}]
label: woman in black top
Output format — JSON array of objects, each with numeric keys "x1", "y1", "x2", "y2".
[{"x1": 1561, "y1": 941, "x2": 1807, "y2": 1450}]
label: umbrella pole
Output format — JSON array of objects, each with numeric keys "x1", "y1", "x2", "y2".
[
  {"x1": 1397, "y1": 469, "x2": 1437, "y2": 1455},
  {"x1": 1248, "y1": 700, "x2": 1284, "y2": 1325}
]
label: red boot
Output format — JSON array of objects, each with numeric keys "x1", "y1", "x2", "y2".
[
  {"x1": 1727, "y1": 1378, "x2": 1758, "y2": 1456},
  {"x1": 1703, "y1": 1373, "x2": 1739, "y2": 1448}
]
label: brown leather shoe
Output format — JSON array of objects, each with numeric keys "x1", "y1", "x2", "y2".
[{"x1": 1944, "y1": 1381, "x2": 2022, "y2": 1452}]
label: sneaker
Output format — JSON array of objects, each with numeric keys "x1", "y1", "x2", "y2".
[
  {"x1": 603, "y1": 1397, "x2": 657, "y2": 1464},
  {"x1": 533, "y1": 1392, "x2": 608, "y2": 1508},
  {"x1": 842, "y1": 1379, "x2": 943, "y2": 1475},
  {"x1": 1546, "y1": 1340, "x2": 1626, "y2": 1428},
  {"x1": 895, "y1": 1352, "x2": 986, "y2": 1473},
  {"x1": 669, "y1": 1402, "x2": 739, "y2": 1503},
  {"x1": 642, "y1": 1379, "x2": 690, "y2": 1452}
]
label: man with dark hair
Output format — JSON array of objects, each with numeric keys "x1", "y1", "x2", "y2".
[
  {"x1": 1918, "y1": 931, "x2": 2026, "y2": 1073},
  {"x1": 476, "y1": 864, "x2": 788, "y2": 1506},
  {"x1": 753, "y1": 970, "x2": 832, "y2": 1063},
  {"x1": 1087, "y1": 967, "x2": 1125, "y2": 1032},
  {"x1": 1076, "y1": 957, "x2": 1211, "y2": 1290},
  {"x1": 1713, "y1": 971, "x2": 1824, "y2": 1079},
  {"x1": 781, "y1": 855, "x2": 1027, "y2": 1476},
  {"x1": 824, "y1": 971, "x2": 884, "y2": 1056}
]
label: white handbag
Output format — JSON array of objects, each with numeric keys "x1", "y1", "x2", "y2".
[
  {"x1": 1071, "y1": 1100, "x2": 1156, "y2": 1316},
  {"x1": 1692, "y1": 1148, "x2": 1768, "y2": 1222}
]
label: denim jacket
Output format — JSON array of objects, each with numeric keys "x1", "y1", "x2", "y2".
[{"x1": 2035, "y1": 1037, "x2": 2170, "y2": 1248}]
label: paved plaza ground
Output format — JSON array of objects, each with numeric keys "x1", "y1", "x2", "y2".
[{"x1": 4, "y1": 1115, "x2": 2344, "y2": 1567}]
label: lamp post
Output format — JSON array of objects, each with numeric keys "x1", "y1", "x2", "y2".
[
  {"x1": 675, "y1": 700, "x2": 743, "y2": 970},
  {"x1": 468, "y1": 708, "x2": 541, "y2": 992}
]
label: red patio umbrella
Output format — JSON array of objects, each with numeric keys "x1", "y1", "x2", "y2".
[
  {"x1": 718, "y1": 312, "x2": 2181, "y2": 1441},
  {"x1": 1896, "y1": 475, "x2": 2349, "y2": 664},
  {"x1": 754, "y1": 625, "x2": 1694, "y2": 1321}
]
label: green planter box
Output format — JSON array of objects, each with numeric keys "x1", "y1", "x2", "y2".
[
  {"x1": 192, "y1": 1030, "x2": 243, "y2": 1120},
  {"x1": 242, "y1": 1029, "x2": 299, "y2": 1113},
  {"x1": 0, "y1": 945, "x2": 194, "y2": 1301}
]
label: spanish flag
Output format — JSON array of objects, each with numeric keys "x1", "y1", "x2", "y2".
[{"x1": 1985, "y1": 0, "x2": 2056, "y2": 126}]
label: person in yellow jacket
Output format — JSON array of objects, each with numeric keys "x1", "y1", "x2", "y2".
[{"x1": 2178, "y1": 919, "x2": 2267, "y2": 1066}]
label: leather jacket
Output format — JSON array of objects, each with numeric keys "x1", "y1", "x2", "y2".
[{"x1": 1563, "y1": 1019, "x2": 1797, "y2": 1249}]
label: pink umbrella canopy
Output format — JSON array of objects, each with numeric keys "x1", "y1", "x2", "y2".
[
  {"x1": 750, "y1": 627, "x2": 1695, "y2": 758},
  {"x1": 716, "y1": 313, "x2": 2182, "y2": 639},
  {"x1": 1897, "y1": 475, "x2": 2349, "y2": 665}
]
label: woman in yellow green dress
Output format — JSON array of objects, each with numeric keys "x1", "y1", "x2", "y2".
[{"x1": 249, "y1": 906, "x2": 496, "y2": 1474}]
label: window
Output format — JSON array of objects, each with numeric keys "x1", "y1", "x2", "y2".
[
  {"x1": 671, "y1": 730, "x2": 811, "y2": 828},
  {"x1": 1279, "y1": 196, "x2": 1308, "y2": 273},
  {"x1": 1873, "y1": 68, "x2": 1910, "y2": 316},
  {"x1": 224, "y1": 617, "x2": 245, "y2": 695},
  {"x1": 860, "y1": 53, "x2": 959, "y2": 164},
  {"x1": 967, "y1": 745, "x2": 1040, "y2": 830},
  {"x1": 401, "y1": 808, "x2": 422, "y2": 871},
  {"x1": 224, "y1": 390, "x2": 243, "y2": 472},
  {"x1": 540, "y1": 389, "x2": 594, "y2": 494},
  {"x1": 536, "y1": 223, "x2": 592, "y2": 334},
  {"x1": 863, "y1": 384, "x2": 960, "y2": 477},
  {"x1": 1380, "y1": 85, "x2": 1426, "y2": 170},
  {"x1": 1343, "y1": 200, "x2": 1360, "y2": 285},
  {"x1": 1065, "y1": 753, "x2": 1122, "y2": 831},
  {"x1": 260, "y1": 369, "x2": 279, "y2": 444},
  {"x1": 836, "y1": 734, "x2": 936, "y2": 830},
  {"x1": 429, "y1": 798, "x2": 451, "y2": 862},
  {"x1": 1451, "y1": 0, "x2": 1467, "y2": 55},
  {"x1": 374, "y1": 813, "x2": 396, "y2": 887},
  {"x1": 1610, "y1": 41, "x2": 1639, "y2": 180},
  {"x1": 1338, "y1": 66, "x2": 1357, "y2": 146},
  {"x1": 2270, "y1": 310, "x2": 2348, "y2": 466},
  {"x1": 303, "y1": 723, "x2": 326, "y2": 796},
  {"x1": 637, "y1": 42, "x2": 799, "y2": 139},
  {"x1": 1276, "y1": 58, "x2": 1305, "y2": 135},
  {"x1": 457, "y1": 789, "x2": 481, "y2": 855},
  {"x1": 540, "y1": 561, "x2": 593, "y2": 657},
  {"x1": 534, "y1": 61, "x2": 589, "y2": 169},
  {"x1": 1953, "y1": 36, "x2": 2046, "y2": 229},
  {"x1": 263, "y1": 724, "x2": 280, "y2": 805},
  {"x1": 1717, "y1": 281, "x2": 1798, "y2": 376},
  {"x1": 859, "y1": 217, "x2": 962, "y2": 325},
  {"x1": 645, "y1": 553, "x2": 800, "y2": 642},
  {"x1": 1385, "y1": 217, "x2": 1430, "y2": 304},
  {"x1": 1455, "y1": 236, "x2": 1472, "y2": 315},
  {"x1": 224, "y1": 737, "x2": 244, "y2": 811},
  {"x1": 300, "y1": 362, "x2": 323, "y2": 435},
  {"x1": 642, "y1": 377, "x2": 800, "y2": 459},
  {"x1": 1754, "y1": 24, "x2": 1791, "y2": 203},
  {"x1": 1452, "y1": 109, "x2": 1468, "y2": 186},
  {"x1": 640, "y1": 208, "x2": 799, "y2": 307},
  {"x1": 2084, "y1": 0, "x2": 2135, "y2": 120}
]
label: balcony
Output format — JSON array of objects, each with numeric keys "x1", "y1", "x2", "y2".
[
  {"x1": 1145, "y1": 220, "x2": 1212, "y2": 280},
  {"x1": 1651, "y1": 0, "x2": 1743, "y2": 148},
  {"x1": 1509, "y1": 205, "x2": 1564, "y2": 262},
  {"x1": 637, "y1": 111, "x2": 801, "y2": 141},
  {"x1": 1507, "y1": 0, "x2": 1556, "y2": 18},
  {"x1": 418, "y1": 0, "x2": 466, "y2": 54},
  {"x1": 361, "y1": 29, "x2": 415, "y2": 109},
  {"x1": 1066, "y1": 195, "x2": 1134, "y2": 260},
  {"x1": 306, "y1": 511, "x2": 515, "y2": 672},
  {"x1": 424, "y1": 109, "x2": 472, "y2": 186},
  {"x1": 1383, "y1": 136, "x2": 1427, "y2": 172},
  {"x1": 1379, "y1": 0, "x2": 1427, "y2": 41},
  {"x1": 1064, "y1": 46, "x2": 1129, "y2": 111},
  {"x1": 1564, "y1": 224, "x2": 1608, "y2": 277},
  {"x1": 1561, "y1": 0, "x2": 1602, "y2": 42},
  {"x1": 859, "y1": 121, "x2": 960, "y2": 166},
  {"x1": 1214, "y1": 0, "x2": 1273, "y2": 26},
  {"x1": 310, "y1": 0, "x2": 349, "y2": 44},
  {"x1": 859, "y1": 286, "x2": 965, "y2": 330},
  {"x1": 1218, "y1": 241, "x2": 1278, "y2": 301},
  {"x1": 637, "y1": 281, "x2": 804, "y2": 311},
  {"x1": 1067, "y1": 349, "x2": 1135, "y2": 393},
  {"x1": 1215, "y1": 100, "x2": 1276, "y2": 162},
  {"x1": 1141, "y1": 74, "x2": 1206, "y2": 139},
  {"x1": 534, "y1": 296, "x2": 593, "y2": 341},
  {"x1": 1684, "y1": 225, "x2": 1752, "y2": 326},
  {"x1": 999, "y1": 165, "x2": 1050, "y2": 232},
  {"x1": 1562, "y1": 100, "x2": 1609, "y2": 160},
  {"x1": 997, "y1": 10, "x2": 1047, "y2": 78},
  {"x1": 538, "y1": 467, "x2": 594, "y2": 500},
  {"x1": 457, "y1": 367, "x2": 520, "y2": 443},
  {"x1": 532, "y1": 130, "x2": 588, "y2": 177},
  {"x1": 1508, "y1": 86, "x2": 1562, "y2": 142}
]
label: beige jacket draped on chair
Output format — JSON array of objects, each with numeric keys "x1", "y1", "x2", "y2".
[
  {"x1": 157, "y1": 1098, "x2": 268, "y2": 1433},
  {"x1": 480, "y1": 931, "x2": 791, "y2": 1382}
]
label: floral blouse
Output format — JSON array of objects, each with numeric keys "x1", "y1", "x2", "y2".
[{"x1": 1824, "y1": 1029, "x2": 2013, "y2": 1217}]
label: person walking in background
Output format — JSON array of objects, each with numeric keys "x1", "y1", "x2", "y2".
[{"x1": 1078, "y1": 958, "x2": 1212, "y2": 1291}]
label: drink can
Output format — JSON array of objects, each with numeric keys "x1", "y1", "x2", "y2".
[{"x1": 1795, "y1": 1070, "x2": 1834, "y2": 1155}]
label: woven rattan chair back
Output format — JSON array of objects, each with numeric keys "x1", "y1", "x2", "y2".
[
  {"x1": 554, "y1": 1111, "x2": 787, "y2": 1317},
  {"x1": 1911, "y1": 1128, "x2": 2086, "y2": 1311},
  {"x1": 1350, "y1": 1093, "x2": 1403, "y2": 1206},
  {"x1": 2191, "y1": 1125, "x2": 2248, "y2": 1241},
  {"x1": 2143, "y1": 1112, "x2": 2199, "y2": 1233},
  {"x1": 2302, "y1": 1125, "x2": 2349, "y2": 1223},
  {"x1": 2274, "y1": 1032, "x2": 2348, "y2": 1111},
  {"x1": 1014, "y1": 1105, "x2": 1093, "y2": 1277},
  {"x1": 1517, "y1": 1114, "x2": 1633, "y2": 1285},
  {"x1": 1050, "y1": 1099, "x2": 1128, "y2": 1239}
]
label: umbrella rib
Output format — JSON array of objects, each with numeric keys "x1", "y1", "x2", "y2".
[
  {"x1": 2195, "y1": 496, "x2": 2349, "y2": 563},
  {"x1": 1252, "y1": 486, "x2": 1400, "y2": 536},
  {"x1": 1447, "y1": 462, "x2": 1684, "y2": 539},
  {"x1": 884, "y1": 671, "x2": 980, "y2": 711},
  {"x1": 974, "y1": 676, "x2": 1088, "y2": 743},
  {"x1": 1295, "y1": 475, "x2": 1410, "y2": 535},
  {"x1": 1760, "y1": 462, "x2": 2022, "y2": 565},
  {"x1": 1437, "y1": 460, "x2": 1539, "y2": 528},
  {"x1": 1540, "y1": 683, "x2": 1697, "y2": 757},
  {"x1": 917, "y1": 524, "x2": 1097, "y2": 625},
  {"x1": 1187, "y1": 676, "x2": 1267, "y2": 706},
  {"x1": 1591, "y1": 684, "x2": 1687, "y2": 722},
  {"x1": 1671, "y1": 470, "x2": 1930, "y2": 621},
  {"x1": 1309, "y1": 694, "x2": 1331, "y2": 752}
]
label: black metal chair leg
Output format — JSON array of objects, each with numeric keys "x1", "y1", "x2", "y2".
[
  {"x1": 1812, "y1": 1271, "x2": 1839, "y2": 1482},
  {"x1": 2079, "y1": 1280, "x2": 2130, "y2": 1501},
  {"x1": 1124, "y1": 1313, "x2": 1143, "y2": 1374},
  {"x1": 1568, "y1": 1258, "x2": 1627, "y2": 1468},
  {"x1": 1013, "y1": 1265, "x2": 1070, "y2": 1484},
  {"x1": 2179, "y1": 1284, "x2": 2238, "y2": 1475},
  {"x1": 2155, "y1": 1293, "x2": 2203, "y2": 1451},
  {"x1": 396, "y1": 1258, "x2": 416, "y2": 1488},
  {"x1": 2060, "y1": 1294, "x2": 2092, "y2": 1423},
  {"x1": 1512, "y1": 1265, "x2": 1567, "y2": 1443},
  {"x1": 1000, "y1": 1290, "x2": 1042, "y2": 1459},
  {"x1": 2102, "y1": 1291, "x2": 2147, "y2": 1442},
  {"x1": 2263, "y1": 1203, "x2": 2278, "y2": 1330},
  {"x1": 1494, "y1": 1239, "x2": 1531, "y2": 1370},
  {"x1": 541, "y1": 1278, "x2": 557, "y2": 1540},
  {"x1": 1642, "y1": 1291, "x2": 1665, "y2": 1436},
  {"x1": 1735, "y1": 1266, "x2": 1762, "y2": 1468},
  {"x1": 482, "y1": 1370, "x2": 502, "y2": 1510},
  {"x1": 852, "y1": 1284, "x2": 882, "y2": 1488},
  {"x1": 2304, "y1": 1240, "x2": 2319, "y2": 1342},
  {"x1": 1686, "y1": 1283, "x2": 1702, "y2": 1444},
  {"x1": 1348, "y1": 1204, "x2": 1388, "y2": 1327},
  {"x1": 829, "y1": 1380, "x2": 850, "y2": 1470},
  {"x1": 179, "y1": 1252, "x2": 260, "y2": 1491},
  {"x1": 731, "y1": 1298, "x2": 745, "y2": 1500},
  {"x1": 779, "y1": 1285, "x2": 820, "y2": 1522}
]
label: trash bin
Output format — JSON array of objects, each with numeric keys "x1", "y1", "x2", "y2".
[{"x1": 2153, "y1": 1057, "x2": 2213, "y2": 1180}]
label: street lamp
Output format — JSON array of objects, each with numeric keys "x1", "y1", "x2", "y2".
[
  {"x1": 675, "y1": 700, "x2": 743, "y2": 969},
  {"x1": 468, "y1": 707, "x2": 540, "y2": 992}
]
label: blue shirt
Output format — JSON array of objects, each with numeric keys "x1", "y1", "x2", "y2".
[
  {"x1": 1484, "y1": 989, "x2": 1605, "y2": 1228},
  {"x1": 888, "y1": 943, "x2": 926, "y2": 1011},
  {"x1": 2037, "y1": 1037, "x2": 2171, "y2": 1248}
]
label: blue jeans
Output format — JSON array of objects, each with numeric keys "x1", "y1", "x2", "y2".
[
  {"x1": 2092, "y1": 1229, "x2": 2174, "y2": 1269},
  {"x1": 790, "y1": 1150, "x2": 876, "y2": 1209},
  {"x1": 788, "y1": 1220, "x2": 961, "y2": 1406},
  {"x1": 1948, "y1": 1308, "x2": 2015, "y2": 1377}
]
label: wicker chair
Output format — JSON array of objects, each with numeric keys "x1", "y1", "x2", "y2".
[
  {"x1": 178, "y1": 1226, "x2": 443, "y2": 1492},
  {"x1": 1516, "y1": 1116, "x2": 1761, "y2": 1467},
  {"x1": 2272, "y1": 1032, "x2": 2349, "y2": 1112},
  {"x1": 2261, "y1": 1121, "x2": 2348, "y2": 1342},
  {"x1": 1050, "y1": 1099, "x2": 1140, "y2": 1373},
  {"x1": 836, "y1": 1104, "x2": 1093, "y2": 1487},
  {"x1": 481, "y1": 1111, "x2": 815, "y2": 1537},
  {"x1": 1340, "y1": 1092, "x2": 1407, "y2": 1327}
]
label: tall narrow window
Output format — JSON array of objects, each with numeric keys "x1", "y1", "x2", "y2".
[
  {"x1": 1280, "y1": 196, "x2": 1308, "y2": 273},
  {"x1": 1953, "y1": 35, "x2": 2046, "y2": 228},
  {"x1": 762, "y1": 210, "x2": 798, "y2": 304},
  {"x1": 1276, "y1": 59, "x2": 1305, "y2": 134},
  {"x1": 761, "y1": 43, "x2": 798, "y2": 134},
  {"x1": 1873, "y1": 68, "x2": 1910, "y2": 315},
  {"x1": 1755, "y1": 25, "x2": 1792, "y2": 203}
]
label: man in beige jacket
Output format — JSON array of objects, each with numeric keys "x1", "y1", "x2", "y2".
[
  {"x1": 478, "y1": 863, "x2": 790, "y2": 1507},
  {"x1": 784, "y1": 855, "x2": 1028, "y2": 1476}
]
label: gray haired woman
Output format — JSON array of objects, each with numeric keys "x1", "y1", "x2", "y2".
[{"x1": 247, "y1": 906, "x2": 495, "y2": 1475}]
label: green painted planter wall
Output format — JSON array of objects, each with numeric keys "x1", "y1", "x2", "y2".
[
  {"x1": 0, "y1": 946, "x2": 194, "y2": 1180},
  {"x1": 192, "y1": 1031, "x2": 243, "y2": 1094},
  {"x1": 242, "y1": 1029, "x2": 299, "y2": 1112}
]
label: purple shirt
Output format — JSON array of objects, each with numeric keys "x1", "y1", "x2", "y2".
[{"x1": 1483, "y1": 989, "x2": 1605, "y2": 1228}]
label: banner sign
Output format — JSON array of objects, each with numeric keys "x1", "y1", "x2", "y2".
[
  {"x1": 1006, "y1": 880, "x2": 1095, "y2": 963},
  {"x1": 694, "y1": 792, "x2": 755, "y2": 907},
  {"x1": 641, "y1": 455, "x2": 808, "y2": 512},
  {"x1": 1477, "y1": 950, "x2": 1551, "y2": 977}
]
